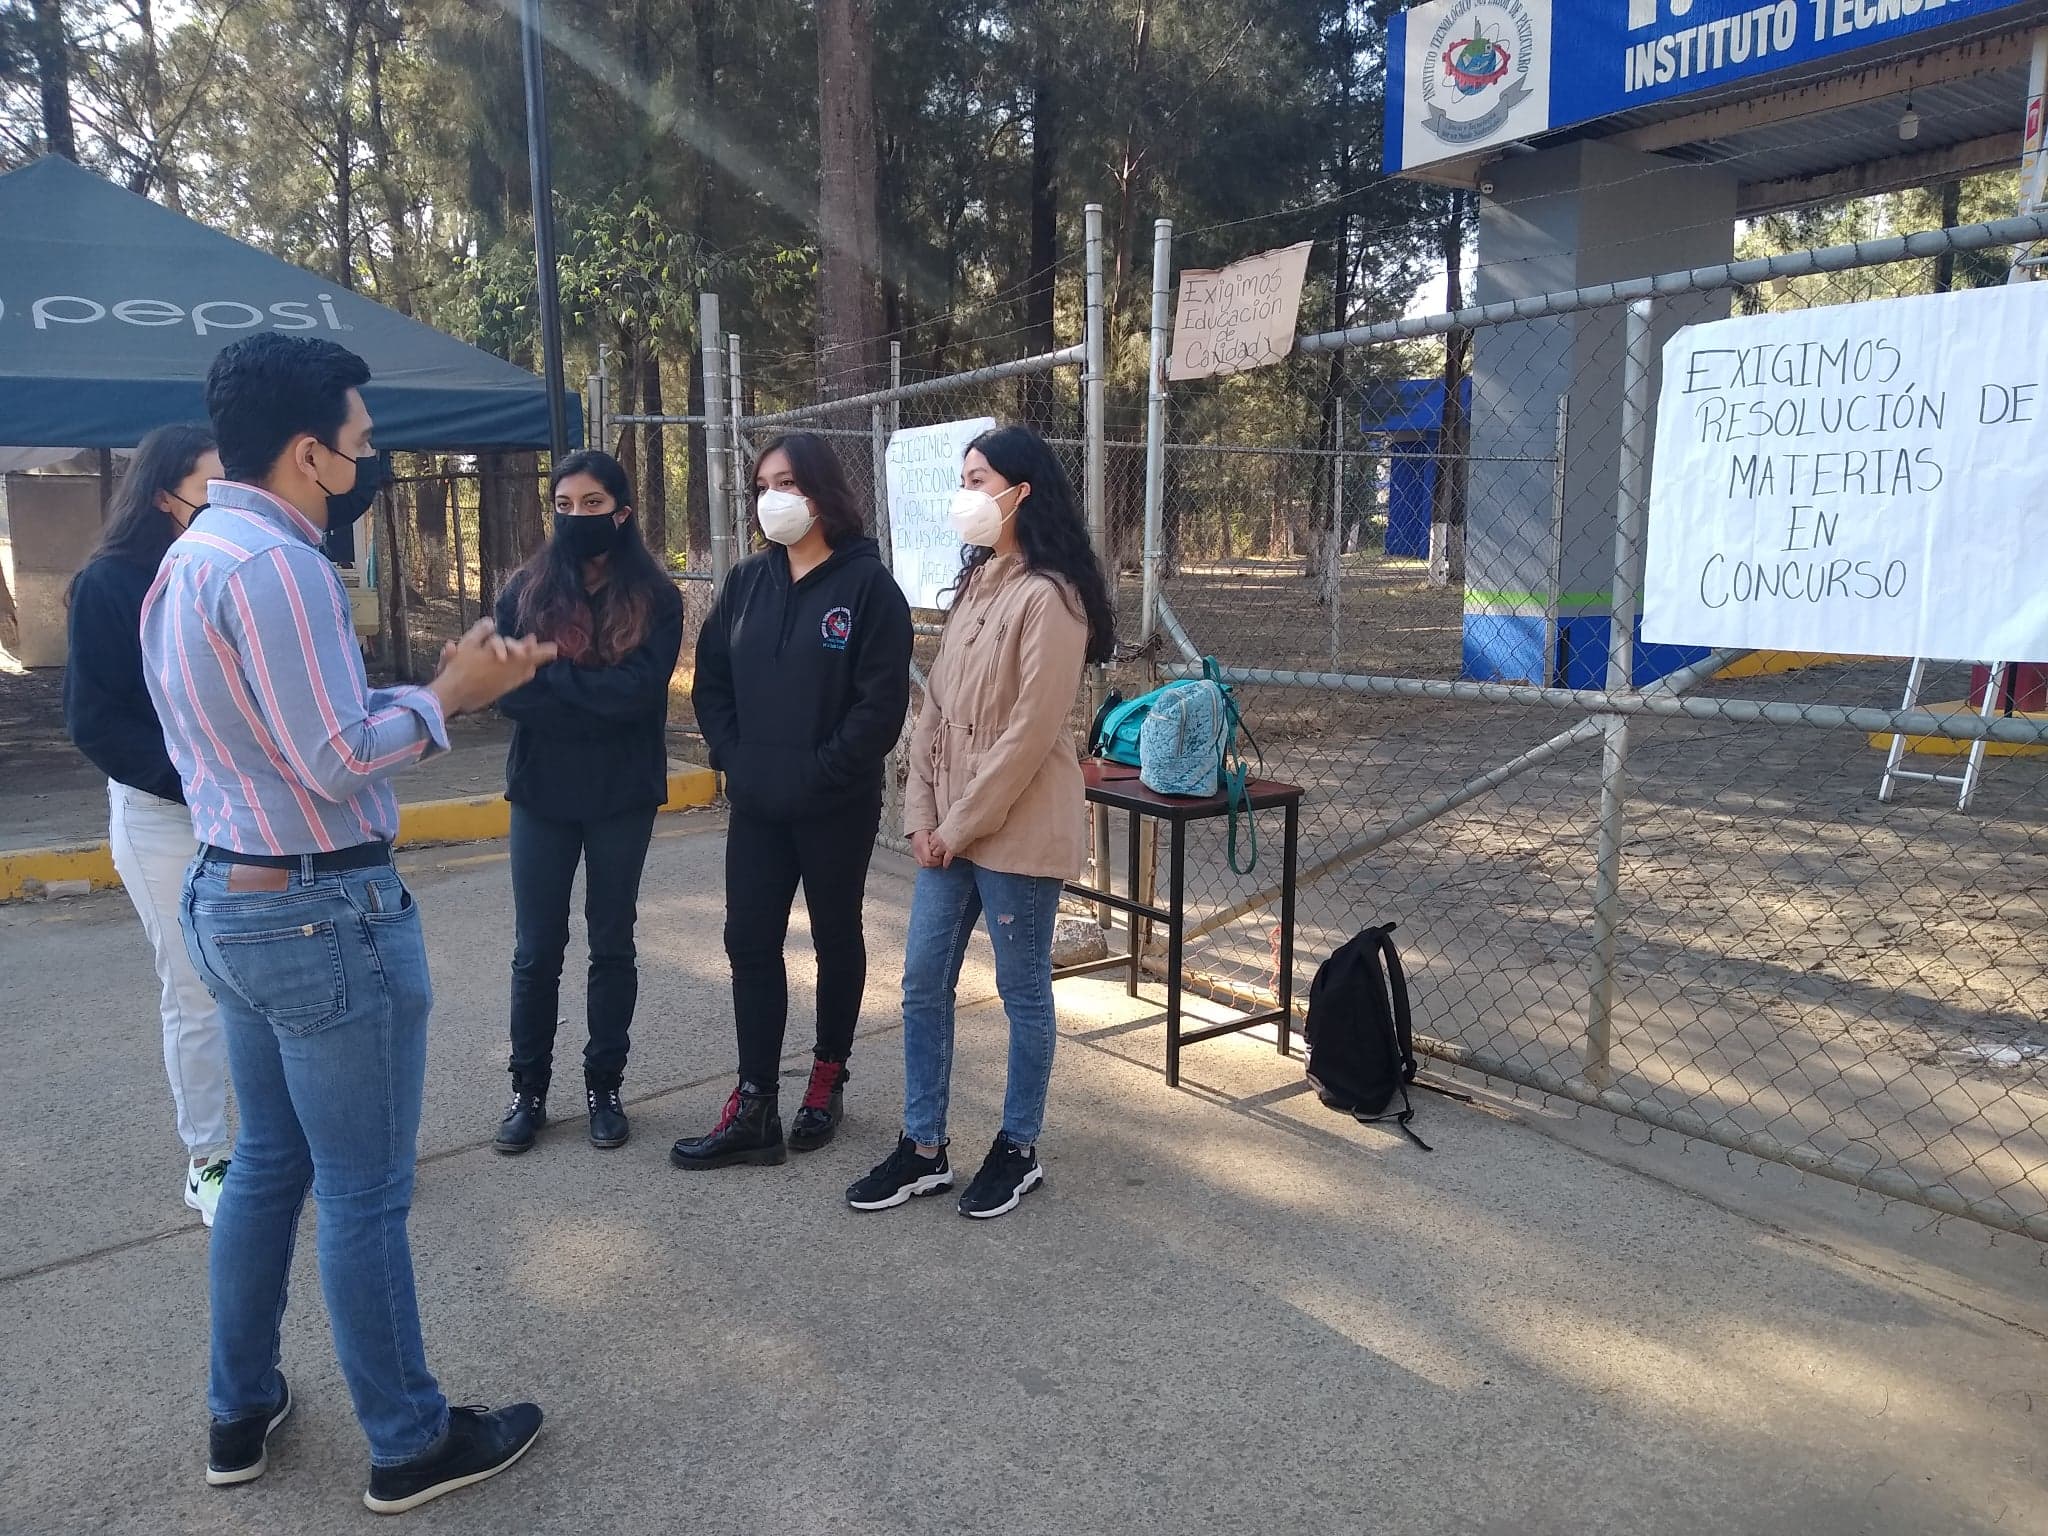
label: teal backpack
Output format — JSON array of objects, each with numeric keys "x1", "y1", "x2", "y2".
[{"x1": 1086, "y1": 658, "x2": 1261, "y2": 873}]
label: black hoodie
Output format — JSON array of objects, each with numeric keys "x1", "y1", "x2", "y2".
[{"x1": 692, "y1": 536, "x2": 913, "y2": 822}]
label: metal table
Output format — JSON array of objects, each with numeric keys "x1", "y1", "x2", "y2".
[{"x1": 1056, "y1": 758, "x2": 1303, "y2": 1087}]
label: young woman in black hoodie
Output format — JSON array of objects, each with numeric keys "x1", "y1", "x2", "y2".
[
  {"x1": 671, "y1": 432, "x2": 913, "y2": 1169},
  {"x1": 491, "y1": 450, "x2": 683, "y2": 1155}
]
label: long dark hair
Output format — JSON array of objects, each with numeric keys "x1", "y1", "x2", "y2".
[
  {"x1": 514, "y1": 449, "x2": 673, "y2": 665},
  {"x1": 945, "y1": 425, "x2": 1116, "y2": 664},
  {"x1": 74, "y1": 424, "x2": 216, "y2": 589},
  {"x1": 751, "y1": 432, "x2": 864, "y2": 546}
]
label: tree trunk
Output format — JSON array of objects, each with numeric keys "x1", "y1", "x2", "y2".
[
  {"x1": 1022, "y1": 68, "x2": 1058, "y2": 431},
  {"x1": 478, "y1": 452, "x2": 546, "y2": 612},
  {"x1": 414, "y1": 468, "x2": 450, "y2": 597},
  {"x1": 133, "y1": 0, "x2": 184, "y2": 208},
  {"x1": 365, "y1": 22, "x2": 412, "y2": 315},
  {"x1": 29, "y1": 0, "x2": 76, "y2": 160},
  {"x1": 1933, "y1": 178, "x2": 1961, "y2": 293},
  {"x1": 685, "y1": 0, "x2": 719, "y2": 567},
  {"x1": 1428, "y1": 191, "x2": 1469, "y2": 588},
  {"x1": 816, "y1": 0, "x2": 882, "y2": 402},
  {"x1": 333, "y1": 0, "x2": 365, "y2": 290}
]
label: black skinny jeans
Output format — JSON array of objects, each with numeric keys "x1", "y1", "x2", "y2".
[
  {"x1": 508, "y1": 802, "x2": 659, "y2": 1090},
  {"x1": 725, "y1": 798, "x2": 882, "y2": 1087}
]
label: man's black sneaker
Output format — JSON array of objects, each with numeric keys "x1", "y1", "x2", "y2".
[
  {"x1": 205, "y1": 1375, "x2": 292, "y2": 1487},
  {"x1": 788, "y1": 1058, "x2": 848, "y2": 1152},
  {"x1": 492, "y1": 1087, "x2": 547, "y2": 1155},
  {"x1": 362, "y1": 1402, "x2": 543, "y2": 1515},
  {"x1": 958, "y1": 1135, "x2": 1043, "y2": 1219},
  {"x1": 586, "y1": 1080, "x2": 629, "y2": 1149},
  {"x1": 845, "y1": 1136, "x2": 954, "y2": 1210}
]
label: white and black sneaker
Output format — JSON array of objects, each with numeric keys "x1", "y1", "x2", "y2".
[
  {"x1": 957, "y1": 1135, "x2": 1044, "y2": 1219},
  {"x1": 846, "y1": 1136, "x2": 954, "y2": 1211}
]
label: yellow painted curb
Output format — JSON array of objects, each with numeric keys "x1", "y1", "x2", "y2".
[
  {"x1": 0, "y1": 765, "x2": 719, "y2": 904},
  {"x1": 1717, "y1": 651, "x2": 1874, "y2": 680},
  {"x1": 1868, "y1": 701, "x2": 2048, "y2": 759}
]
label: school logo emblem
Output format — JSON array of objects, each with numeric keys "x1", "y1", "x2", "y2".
[
  {"x1": 821, "y1": 606, "x2": 853, "y2": 651},
  {"x1": 1418, "y1": 0, "x2": 1538, "y2": 151}
]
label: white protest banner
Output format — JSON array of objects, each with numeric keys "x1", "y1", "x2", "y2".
[
  {"x1": 1642, "y1": 281, "x2": 2048, "y2": 663},
  {"x1": 1167, "y1": 242, "x2": 1313, "y2": 382},
  {"x1": 885, "y1": 416, "x2": 996, "y2": 609}
]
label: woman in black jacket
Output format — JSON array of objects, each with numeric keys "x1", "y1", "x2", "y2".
[
  {"x1": 671, "y1": 432, "x2": 912, "y2": 1170},
  {"x1": 490, "y1": 450, "x2": 684, "y2": 1155},
  {"x1": 64, "y1": 425, "x2": 236, "y2": 1225}
]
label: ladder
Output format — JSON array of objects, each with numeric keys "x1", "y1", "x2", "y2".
[{"x1": 1879, "y1": 659, "x2": 2007, "y2": 811}]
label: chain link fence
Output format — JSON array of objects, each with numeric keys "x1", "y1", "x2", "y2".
[
  {"x1": 600, "y1": 200, "x2": 2048, "y2": 1242},
  {"x1": 1150, "y1": 213, "x2": 2048, "y2": 1242}
]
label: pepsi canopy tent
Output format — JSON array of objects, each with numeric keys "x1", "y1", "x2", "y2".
[{"x1": 0, "y1": 156, "x2": 576, "y2": 453}]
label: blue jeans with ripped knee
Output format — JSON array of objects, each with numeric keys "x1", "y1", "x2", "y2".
[{"x1": 900, "y1": 858, "x2": 1065, "y2": 1148}]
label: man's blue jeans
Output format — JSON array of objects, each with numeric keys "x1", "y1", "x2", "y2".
[
  {"x1": 182, "y1": 855, "x2": 449, "y2": 1466},
  {"x1": 901, "y1": 859, "x2": 1064, "y2": 1148}
]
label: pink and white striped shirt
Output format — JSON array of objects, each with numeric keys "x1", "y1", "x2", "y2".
[{"x1": 140, "y1": 480, "x2": 448, "y2": 855}]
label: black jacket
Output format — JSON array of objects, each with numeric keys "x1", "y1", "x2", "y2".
[
  {"x1": 495, "y1": 573, "x2": 684, "y2": 821},
  {"x1": 693, "y1": 538, "x2": 913, "y2": 822},
  {"x1": 64, "y1": 553, "x2": 185, "y2": 803}
]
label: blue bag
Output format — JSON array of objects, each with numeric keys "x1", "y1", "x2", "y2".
[
  {"x1": 1139, "y1": 680, "x2": 1226, "y2": 797},
  {"x1": 1089, "y1": 659, "x2": 1261, "y2": 874}
]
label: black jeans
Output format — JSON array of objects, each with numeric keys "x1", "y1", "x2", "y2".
[
  {"x1": 508, "y1": 803, "x2": 658, "y2": 1089},
  {"x1": 725, "y1": 799, "x2": 882, "y2": 1087}
]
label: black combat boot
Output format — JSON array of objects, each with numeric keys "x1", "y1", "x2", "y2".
[
  {"x1": 787, "y1": 1058, "x2": 848, "y2": 1153},
  {"x1": 493, "y1": 1077, "x2": 548, "y2": 1156},
  {"x1": 668, "y1": 1080, "x2": 786, "y2": 1169},
  {"x1": 585, "y1": 1074, "x2": 629, "y2": 1149}
]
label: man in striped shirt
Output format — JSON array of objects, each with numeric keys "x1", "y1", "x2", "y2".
[{"x1": 142, "y1": 333, "x2": 552, "y2": 1514}]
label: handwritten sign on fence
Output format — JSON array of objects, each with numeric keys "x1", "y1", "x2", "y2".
[
  {"x1": 1168, "y1": 242, "x2": 1313, "y2": 382},
  {"x1": 885, "y1": 415, "x2": 995, "y2": 609},
  {"x1": 1642, "y1": 282, "x2": 2048, "y2": 662}
]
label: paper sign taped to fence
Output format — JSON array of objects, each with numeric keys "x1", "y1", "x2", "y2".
[
  {"x1": 885, "y1": 416, "x2": 996, "y2": 609},
  {"x1": 1642, "y1": 281, "x2": 2048, "y2": 662},
  {"x1": 1168, "y1": 242, "x2": 1313, "y2": 382}
]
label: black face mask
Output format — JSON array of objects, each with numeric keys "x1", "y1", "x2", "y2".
[
  {"x1": 322, "y1": 452, "x2": 386, "y2": 529},
  {"x1": 555, "y1": 513, "x2": 623, "y2": 561}
]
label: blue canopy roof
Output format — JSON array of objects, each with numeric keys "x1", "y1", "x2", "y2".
[{"x1": 0, "y1": 156, "x2": 576, "y2": 452}]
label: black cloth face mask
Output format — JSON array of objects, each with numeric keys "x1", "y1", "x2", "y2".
[
  {"x1": 323, "y1": 452, "x2": 386, "y2": 529},
  {"x1": 556, "y1": 513, "x2": 623, "y2": 560}
]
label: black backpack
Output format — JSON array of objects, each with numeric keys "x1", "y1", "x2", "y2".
[{"x1": 1304, "y1": 923, "x2": 1441, "y2": 1150}]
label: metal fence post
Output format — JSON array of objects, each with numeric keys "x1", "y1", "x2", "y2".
[
  {"x1": 1140, "y1": 218, "x2": 1173, "y2": 645},
  {"x1": 1585, "y1": 298, "x2": 1654, "y2": 1087},
  {"x1": 1084, "y1": 204, "x2": 1108, "y2": 562},
  {"x1": 890, "y1": 341, "x2": 903, "y2": 434},
  {"x1": 726, "y1": 333, "x2": 748, "y2": 564},
  {"x1": 1327, "y1": 450, "x2": 1343, "y2": 667},
  {"x1": 699, "y1": 295, "x2": 730, "y2": 589},
  {"x1": 871, "y1": 403, "x2": 889, "y2": 550}
]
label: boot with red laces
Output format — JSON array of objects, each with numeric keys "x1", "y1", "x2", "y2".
[
  {"x1": 668, "y1": 1080, "x2": 785, "y2": 1169},
  {"x1": 788, "y1": 1058, "x2": 849, "y2": 1153}
]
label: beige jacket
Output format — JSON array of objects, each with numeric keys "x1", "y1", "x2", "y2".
[{"x1": 905, "y1": 554, "x2": 1090, "y2": 879}]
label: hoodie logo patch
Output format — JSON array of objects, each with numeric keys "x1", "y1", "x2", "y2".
[{"x1": 821, "y1": 606, "x2": 853, "y2": 651}]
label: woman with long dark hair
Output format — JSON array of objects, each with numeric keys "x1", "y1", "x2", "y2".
[
  {"x1": 847, "y1": 424, "x2": 1114, "y2": 1220},
  {"x1": 64, "y1": 424, "x2": 235, "y2": 1224},
  {"x1": 671, "y1": 431, "x2": 912, "y2": 1170},
  {"x1": 490, "y1": 449, "x2": 683, "y2": 1155}
]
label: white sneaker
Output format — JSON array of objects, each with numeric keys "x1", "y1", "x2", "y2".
[{"x1": 184, "y1": 1157, "x2": 229, "y2": 1227}]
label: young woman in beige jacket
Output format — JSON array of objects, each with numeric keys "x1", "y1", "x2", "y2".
[{"x1": 846, "y1": 425, "x2": 1116, "y2": 1219}]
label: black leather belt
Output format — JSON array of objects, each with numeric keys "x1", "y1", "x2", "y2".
[{"x1": 200, "y1": 841, "x2": 393, "y2": 871}]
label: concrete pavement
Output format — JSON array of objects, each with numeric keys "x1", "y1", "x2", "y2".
[{"x1": 3, "y1": 814, "x2": 2046, "y2": 1535}]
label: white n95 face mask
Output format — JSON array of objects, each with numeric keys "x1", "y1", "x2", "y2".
[
  {"x1": 757, "y1": 488, "x2": 816, "y2": 546},
  {"x1": 948, "y1": 486, "x2": 1014, "y2": 547}
]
